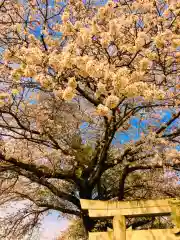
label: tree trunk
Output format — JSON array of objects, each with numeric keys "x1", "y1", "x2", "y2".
[
  {"x1": 82, "y1": 213, "x2": 95, "y2": 233},
  {"x1": 79, "y1": 183, "x2": 95, "y2": 237}
]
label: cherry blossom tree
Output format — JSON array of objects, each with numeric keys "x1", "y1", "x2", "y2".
[{"x1": 0, "y1": 0, "x2": 180, "y2": 239}]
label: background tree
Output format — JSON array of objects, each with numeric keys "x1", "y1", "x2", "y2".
[
  {"x1": 0, "y1": 0, "x2": 180, "y2": 239},
  {"x1": 57, "y1": 219, "x2": 86, "y2": 240}
]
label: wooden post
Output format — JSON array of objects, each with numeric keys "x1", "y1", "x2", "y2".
[
  {"x1": 89, "y1": 232, "x2": 113, "y2": 240},
  {"x1": 113, "y1": 215, "x2": 126, "y2": 240}
]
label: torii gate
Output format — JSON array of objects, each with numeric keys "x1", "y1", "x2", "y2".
[{"x1": 80, "y1": 198, "x2": 180, "y2": 240}]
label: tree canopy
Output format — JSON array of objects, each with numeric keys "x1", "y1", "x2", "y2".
[{"x1": 0, "y1": 0, "x2": 180, "y2": 239}]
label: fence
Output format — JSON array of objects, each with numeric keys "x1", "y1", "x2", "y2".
[{"x1": 80, "y1": 198, "x2": 180, "y2": 240}]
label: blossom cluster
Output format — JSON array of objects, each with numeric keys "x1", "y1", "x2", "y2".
[{"x1": 2, "y1": 0, "x2": 180, "y2": 116}]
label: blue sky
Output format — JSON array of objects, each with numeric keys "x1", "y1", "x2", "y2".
[{"x1": 111, "y1": 109, "x2": 179, "y2": 147}]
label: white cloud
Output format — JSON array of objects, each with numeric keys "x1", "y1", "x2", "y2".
[{"x1": 39, "y1": 212, "x2": 68, "y2": 240}]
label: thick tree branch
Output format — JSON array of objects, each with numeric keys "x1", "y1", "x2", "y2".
[
  {"x1": 0, "y1": 152, "x2": 75, "y2": 182},
  {"x1": 77, "y1": 85, "x2": 100, "y2": 107},
  {"x1": 156, "y1": 110, "x2": 180, "y2": 135},
  {"x1": 0, "y1": 153, "x2": 81, "y2": 209},
  {"x1": 162, "y1": 128, "x2": 180, "y2": 139},
  {"x1": 88, "y1": 121, "x2": 117, "y2": 187},
  {"x1": 15, "y1": 192, "x2": 81, "y2": 217}
]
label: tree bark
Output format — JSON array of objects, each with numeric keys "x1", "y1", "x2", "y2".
[{"x1": 82, "y1": 213, "x2": 95, "y2": 234}]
